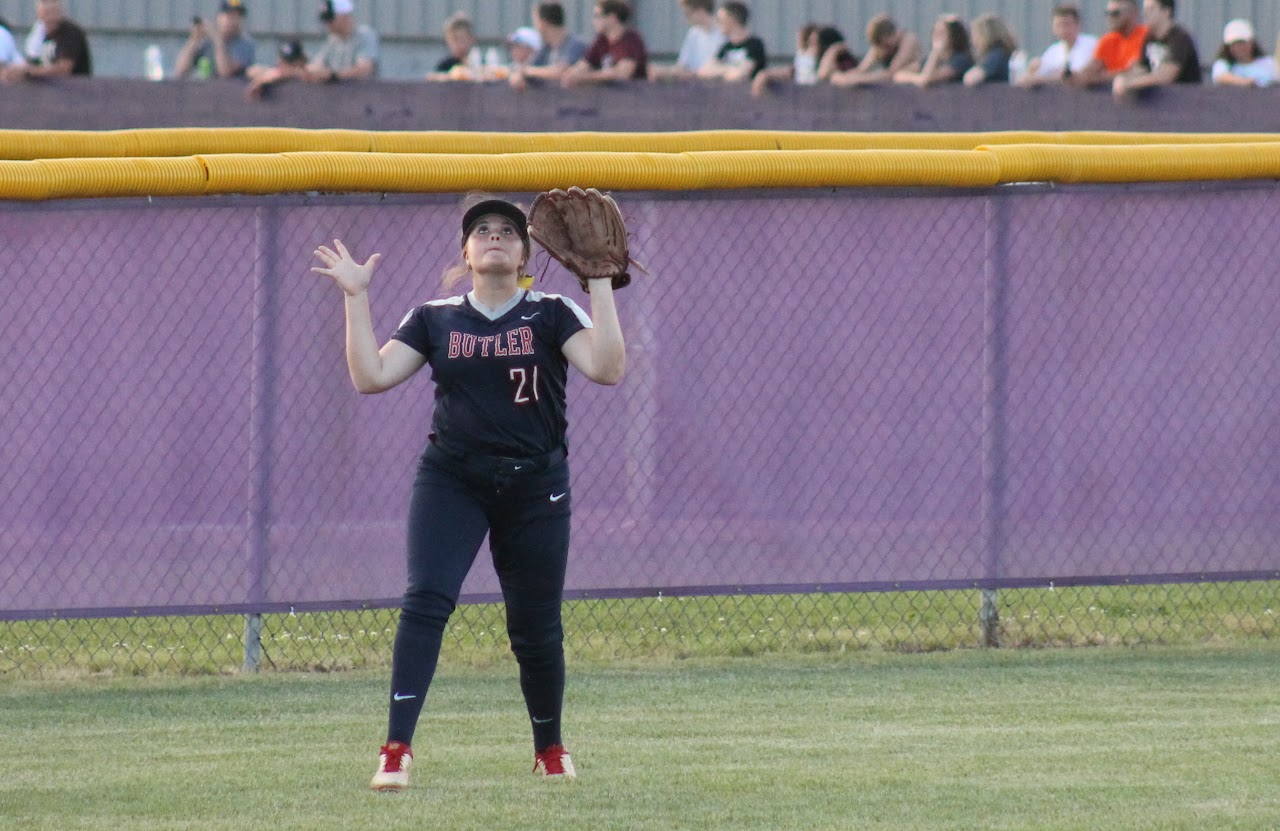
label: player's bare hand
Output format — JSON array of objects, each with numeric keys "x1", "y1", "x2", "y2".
[{"x1": 311, "y1": 239, "x2": 382, "y2": 297}]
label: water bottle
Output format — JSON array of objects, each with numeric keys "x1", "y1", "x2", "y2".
[
  {"x1": 466, "y1": 46, "x2": 482, "y2": 80},
  {"x1": 144, "y1": 44, "x2": 164, "y2": 81},
  {"x1": 484, "y1": 46, "x2": 503, "y2": 81},
  {"x1": 196, "y1": 55, "x2": 213, "y2": 79}
]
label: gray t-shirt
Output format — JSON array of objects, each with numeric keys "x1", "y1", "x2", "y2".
[
  {"x1": 315, "y1": 24, "x2": 379, "y2": 74},
  {"x1": 532, "y1": 34, "x2": 588, "y2": 68},
  {"x1": 192, "y1": 33, "x2": 256, "y2": 77}
]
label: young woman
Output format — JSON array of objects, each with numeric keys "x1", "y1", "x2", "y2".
[
  {"x1": 311, "y1": 196, "x2": 626, "y2": 790},
  {"x1": 894, "y1": 14, "x2": 973, "y2": 88},
  {"x1": 964, "y1": 13, "x2": 1019, "y2": 86},
  {"x1": 1210, "y1": 19, "x2": 1276, "y2": 88}
]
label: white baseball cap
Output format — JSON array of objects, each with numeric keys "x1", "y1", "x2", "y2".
[
  {"x1": 1223, "y1": 19, "x2": 1254, "y2": 44},
  {"x1": 319, "y1": 0, "x2": 354, "y2": 22},
  {"x1": 507, "y1": 27, "x2": 543, "y2": 51}
]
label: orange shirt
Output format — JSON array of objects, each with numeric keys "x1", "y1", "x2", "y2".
[{"x1": 1093, "y1": 25, "x2": 1148, "y2": 73}]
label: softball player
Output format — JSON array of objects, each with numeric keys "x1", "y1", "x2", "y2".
[{"x1": 311, "y1": 197, "x2": 626, "y2": 790}]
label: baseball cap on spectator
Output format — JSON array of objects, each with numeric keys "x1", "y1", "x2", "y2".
[
  {"x1": 507, "y1": 27, "x2": 543, "y2": 52},
  {"x1": 1222, "y1": 19, "x2": 1254, "y2": 44},
  {"x1": 279, "y1": 39, "x2": 307, "y2": 65},
  {"x1": 319, "y1": 0, "x2": 354, "y2": 22},
  {"x1": 219, "y1": 0, "x2": 246, "y2": 14}
]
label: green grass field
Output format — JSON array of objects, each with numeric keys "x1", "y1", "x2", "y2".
[{"x1": 2, "y1": 645, "x2": 1278, "y2": 830}]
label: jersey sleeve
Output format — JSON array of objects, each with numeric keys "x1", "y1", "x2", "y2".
[
  {"x1": 390, "y1": 305, "x2": 431, "y2": 356},
  {"x1": 554, "y1": 296, "x2": 591, "y2": 348}
]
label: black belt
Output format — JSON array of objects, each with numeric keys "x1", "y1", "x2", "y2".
[{"x1": 428, "y1": 437, "x2": 567, "y2": 475}]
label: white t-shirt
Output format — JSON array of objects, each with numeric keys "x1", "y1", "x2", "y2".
[
  {"x1": 1211, "y1": 56, "x2": 1277, "y2": 87},
  {"x1": 1034, "y1": 34, "x2": 1099, "y2": 77},
  {"x1": 23, "y1": 20, "x2": 44, "y2": 62},
  {"x1": 0, "y1": 25, "x2": 20, "y2": 65},
  {"x1": 676, "y1": 23, "x2": 724, "y2": 72}
]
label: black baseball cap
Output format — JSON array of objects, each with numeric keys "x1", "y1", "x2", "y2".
[
  {"x1": 461, "y1": 199, "x2": 528, "y2": 246},
  {"x1": 220, "y1": 0, "x2": 247, "y2": 14}
]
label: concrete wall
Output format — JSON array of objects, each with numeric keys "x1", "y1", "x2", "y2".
[{"x1": 2, "y1": 77, "x2": 1279, "y2": 133}]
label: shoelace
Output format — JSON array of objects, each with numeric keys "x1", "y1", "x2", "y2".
[
  {"x1": 381, "y1": 744, "x2": 411, "y2": 772},
  {"x1": 534, "y1": 746, "x2": 569, "y2": 774}
]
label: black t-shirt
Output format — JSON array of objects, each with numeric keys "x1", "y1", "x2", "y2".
[
  {"x1": 1139, "y1": 24, "x2": 1201, "y2": 83},
  {"x1": 391, "y1": 290, "x2": 590, "y2": 457},
  {"x1": 434, "y1": 55, "x2": 462, "y2": 73},
  {"x1": 716, "y1": 36, "x2": 767, "y2": 78},
  {"x1": 39, "y1": 20, "x2": 92, "y2": 75}
]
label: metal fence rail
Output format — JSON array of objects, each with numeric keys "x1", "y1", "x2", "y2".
[{"x1": 2, "y1": 583, "x2": 1275, "y2": 676}]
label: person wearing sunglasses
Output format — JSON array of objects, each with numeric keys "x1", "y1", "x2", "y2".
[{"x1": 1065, "y1": 0, "x2": 1145, "y2": 87}]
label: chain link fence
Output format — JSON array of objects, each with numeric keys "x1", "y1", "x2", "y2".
[
  {"x1": 1, "y1": 186, "x2": 1277, "y2": 677},
  {"x1": 2, "y1": 584, "x2": 1276, "y2": 676}
]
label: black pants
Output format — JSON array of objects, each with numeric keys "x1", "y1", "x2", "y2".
[{"x1": 386, "y1": 441, "x2": 571, "y2": 751}]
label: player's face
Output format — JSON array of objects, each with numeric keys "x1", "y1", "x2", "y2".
[{"x1": 465, "y1": 215, "x2": 526, "y2": 274}]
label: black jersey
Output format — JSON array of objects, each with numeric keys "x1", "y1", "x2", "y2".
[{"x1": 391, "y1": 289, "x2": 591, "y2": 458}]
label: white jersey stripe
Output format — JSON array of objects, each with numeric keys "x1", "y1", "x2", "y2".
[{"x1": 529, "y1": 290, "x2": 593, "y2": 328}]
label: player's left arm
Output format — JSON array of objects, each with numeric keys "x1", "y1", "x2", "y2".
[{"x1": 563, "y1": 283, "x2": 625, "y2": 385}]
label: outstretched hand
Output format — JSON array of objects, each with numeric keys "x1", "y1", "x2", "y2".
[{"x1": 311, "y1": 239, "x2": 382, "y2": 297}]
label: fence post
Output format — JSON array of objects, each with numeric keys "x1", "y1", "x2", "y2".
[
  {"x1": 244, "y1": 204, "x2": 279, "y2": 672},
  {"x1": 980, "y1": 195, "x2": 1011, "y2": 647}
]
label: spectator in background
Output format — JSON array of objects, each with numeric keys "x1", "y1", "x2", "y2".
[
  {"x1": 751, "y1": 24, "x2": 855, "y2": 97},
  {"x1": 964, "y1": 13, "x2": 1018, "y2": 85},
  {"x1": 302, "y1": 0, "x2": 378, "y2": 83},
  {"x1": 813, "y1": 27, "x2": 858, "y2": 80},
  {"x1": 1113, "y1": 0, "x2": 1200, "y2": 97},
  {"x1": 894, "y1": 14, "x2": 972, "y2": 88},
  {"x1": 650, "y1": 0, "x2": 723, "y2": 80},
  {"x1": 0, "y1": 18, "x2": 22, "y2": 70},
  {"x1": 750, "y1": 23, "x2": 819, "y2": 96},
  {"x1": 510, "y1": 3, "x2": 588, "y2": 89},
  {"x1": 1, "y1": 0, "x2": 90, "y2": 81},
  {"x1": 175, "y1": 0, "x2": 255, "y2": 79},
  {"x1": 506, "y1": 26, "x2": 542, "y2": 75},
  {"x1": 698, "y1": 1, "x2": 766, "y2": 82},
  {"x1": 1210, "y1": 20, "x2": 1275, "y2": 88},
  {"x1": 1017, "y1": 4, "x2": 1098, "y2": 88},
  {"x1": 1068, "y1": 0, "x2": 1145, "y2": 87},
  {"x1": 562, "y1": 1, "x2": 647, "y2": 88},
  {"x1": 830, "y1": 14, "x2": 921, "y2": 88},
  {"x1": 427, "y1": 11, "x2": 479, "y2": 81},
  {"x1": 245, "y1": 38, "x2": 308, "y2": 98}
]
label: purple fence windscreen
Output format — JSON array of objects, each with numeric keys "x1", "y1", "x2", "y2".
[{"x1": 1, "y1": 187, "x2": 1277, "y2": 620}]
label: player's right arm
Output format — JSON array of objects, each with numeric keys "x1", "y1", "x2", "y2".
[{"x1": 312, "y1": 239, "x2": 425, "y2": 394}]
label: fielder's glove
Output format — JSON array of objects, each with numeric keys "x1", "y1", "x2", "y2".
[{"x1": 528, "y1": 186, "x2": 639, "y2": 292}]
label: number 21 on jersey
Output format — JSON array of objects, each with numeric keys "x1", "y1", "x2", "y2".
[{"x1": 510, "y1": 366, "x2": 540, "y2": 403}]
